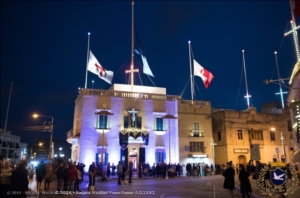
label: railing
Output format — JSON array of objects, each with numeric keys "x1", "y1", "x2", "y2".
[
  {"x1": 79, "y1": 89, "x2": 180, "y2": 101},
  {"x1": 180, "y1": 100, "x2": 209, "y2": 105},
  {"x1": 67, "y1": 129, "x2": 81, "y2": 139},
  {"x1": 189, "y1": 147, "x2": 207, "y2": 153}
]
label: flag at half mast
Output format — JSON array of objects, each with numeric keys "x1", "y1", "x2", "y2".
[
  {"x1": 194, "y1": 59, "x2": 214, "y2": 89},
  {"x1": 88, "y1": 50, "x2": 114, "y2": 84},
  {"x1": 134, "y1": 28, "x2": 154, "y2": 77}
]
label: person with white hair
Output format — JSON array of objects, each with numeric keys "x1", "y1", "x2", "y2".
[{"x1": 0, "y1": 160, "x2": 13, "y2": 198}]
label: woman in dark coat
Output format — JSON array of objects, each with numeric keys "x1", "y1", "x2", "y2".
[
  {"x1": 11, "y1": 160, "x2": 29, "y2": 198},
  {"x1": 238, "y1": 164, "x2": 252, "y2": 198},
  {"x1": 223, "y1": 161, "x2": 235, "y2": 198}
]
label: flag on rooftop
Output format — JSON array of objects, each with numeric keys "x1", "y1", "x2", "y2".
[
  {"x1": 88, "y1": 50, "x2": 114, "y2": 84},
  {"x1": 193, "y1": 59, "x2": 214, "y2": 89}
]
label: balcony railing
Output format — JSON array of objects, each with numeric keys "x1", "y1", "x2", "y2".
[
  {"x1": 190, "y1": 130, "x2": 204, "y2": 137},
  {"x1": 67, "y1": 129, "x2": 81, "y2": 139},
  {"x1": 78, "y1": 89, "x2": 180, "y2": 101},
  {"x1": 189, "y1": 147, "x2": 206, "y2": 153}
]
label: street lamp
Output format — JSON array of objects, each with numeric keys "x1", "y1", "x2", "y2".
[
  {"x1": 30, "y1": 142, "x2": 43, "y2": 159},
  {"x1": 162, "y1": 110, "x2": 177, "y2": 164},
  {"x1": 33, "y1": 114, "x2": 54, "y2": 159},
  {"x1": 92, "y1": 80, "x2": 94, "y2": 89},
  {"x1": 95, "y1": 104, "x2": 113, "y2": 169}
]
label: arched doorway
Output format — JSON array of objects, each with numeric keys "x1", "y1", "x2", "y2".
[{"x1": 238, "y1": 155, "x2": 246, "y2": 165}]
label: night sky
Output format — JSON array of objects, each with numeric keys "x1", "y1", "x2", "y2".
[{"x1": 1, "y1": 1, "x2": 298, "y2": 143}]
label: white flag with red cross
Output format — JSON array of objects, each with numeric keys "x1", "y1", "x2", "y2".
[
  {"x1": 88, "y1": 50, "x2": 114, "y2": 84},
  {"x1": 193, "y1": 59, "x2": 214, "y2": 89}
]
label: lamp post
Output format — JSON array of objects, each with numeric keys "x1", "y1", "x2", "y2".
[
  {"x1": 162, "y1": 110, "x2": 177, "y2": 164},
  {"x1": 95, "y1": 104, "x2": 113, "y2": 169},
  {"x1": 33, "y1": 114, "x2": 54, "y2": 159},
  {"x1": 92, "y1": 80, "x2": 94, "y2": 89},
  {"x1": 30, "y1": 142, "x2": 43, "y2": 159},
  {"x1": 280, "y1": 132, "x2": 286, "y2": 162}
]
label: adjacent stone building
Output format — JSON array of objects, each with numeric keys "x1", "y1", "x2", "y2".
[
  {"x1": 0, "y1": 129, "x2": 27, "y2": 163},
  {"x1": 212, "y1": 104, "x2": 292, "y2": 166},
  {"x1": 66, "y1": 84, "x2": 214, "y2": 171}
]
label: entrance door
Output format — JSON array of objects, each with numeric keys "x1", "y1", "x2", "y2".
[{"x1": 238, "y1": 155, "x2": 246, "y2": 165}]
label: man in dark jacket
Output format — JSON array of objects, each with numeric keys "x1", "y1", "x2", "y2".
[
  {"x1": 223, "y1": 161, "x2": 235, "y2": 198},
  {"x1": 11, "y1": 160, "x2": 29, "y2": 198},
  {"x1": 56, "y1": 162, "x2": 64, "y2": 192},
  {"x1": 238, "y1": 164, "x2": 252, "y2": 198},
  {"x1": 128, "y1": 161, "x2": 133, "y2": 183},
  {"x1": 35, "y1": 161, "x2": 46, "y2": 191}
]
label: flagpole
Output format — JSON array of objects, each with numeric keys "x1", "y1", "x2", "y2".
[
  {"x1": 84, "y1": 32, "x2": 91, "y2": 89},
  {"x1": 4, "y1": 82, "x2": 13, "y2": 133},
  {"x1": 188, "y1": 41, "x2": 193, "y2": 101},
  {"x1": 274, "y1": 51, "x2": 285, "y2": 108},
  {"x1": 242, "y1": 50, "x2": 251, "y2": 108},
  {"x1": 131, "y1": 0, "x2": 135, "y2": 92}
]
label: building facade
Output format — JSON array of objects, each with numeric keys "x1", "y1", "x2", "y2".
[
  {"x1": 67, "y1": 84, "x2": 214, "y2": 171},
  {"x1": 0, "y1": 129, "x2": 27, "y2": 163},
  {"x1": 286, "y1": 61, "x2": 300, "y2": 164},
  {"x1": 212, "y1": 106, "x2": 292, "y2": 166}
]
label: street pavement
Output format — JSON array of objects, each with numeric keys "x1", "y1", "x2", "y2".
[{"x1": 22, "y1": 173, "x2": 299, "y2": 198}]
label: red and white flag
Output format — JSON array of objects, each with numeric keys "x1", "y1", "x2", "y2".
[
  {"x1": 88, "y1": 50, "x2": 114, "y2": 84},
  {"x1": 193, "y1": 59, "x2": 214, "y2": 89}
]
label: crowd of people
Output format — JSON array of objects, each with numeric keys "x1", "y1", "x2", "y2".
[{"x1": 0, "y1": 157, "x2": 29, "y2": 198}]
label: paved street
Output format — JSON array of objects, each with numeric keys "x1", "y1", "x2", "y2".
[{"x1": 22, "y1": 174, "x2": 299, "y2": 198}]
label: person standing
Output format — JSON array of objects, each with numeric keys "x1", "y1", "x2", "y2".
[
  {"x1": 238, "y1": 164, "x2": 252, "y2": 198},
  {"x1": 44, "y1": 163, "x2": 52, "y2": 190},
  {"x1": 88, "y1": 162, "x2": 96, "y2": 190},
  {"x1": 55, "y1": 162, "x2": 64, "y2": 192},
  {"x1": 79, "y1": 163, "x2": 85, "y2": 181},
  {"x1": 128, "y1": 161, "x2": 133, "y2": 183},
  {"x1": 67, "y1": 164, "x2": 77, "y2": 195},
  {"x1": 223, "y1": 162, "x2": 235, "y2": 198},
  {"x1": 10, "y1": 160, "x2": 29, "y2": 198},
  {"x1": 107, "y1": 162, "x2": 111, "y2": 178},
  {"x1": 36, "y1": 161, "x2": 46, "y2": 191},
  {"x1": 111, "y1": 163, "x2": 116, "y2": 176},
  {"x1": 0, "y1": 160, "x2": 13, "y2": 198},
  {"x1": 63, "y1": 164, "x2": 69, "y2": 191},
  {"x1": 176, "y1": 163, "x2": 181, "y2": 177},
  {"x1": 117, "y1": 161, "x2": 122, "y2": 185}
]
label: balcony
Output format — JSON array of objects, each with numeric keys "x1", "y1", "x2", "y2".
[
  {"x1": 190, "y1": 130, "x2": 204, "y2": 137},
  {"x1": 67, "y1": 129, "x2": 80, "y2": 144}
]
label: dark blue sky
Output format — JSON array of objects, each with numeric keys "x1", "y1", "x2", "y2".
[{"x1": 1, "y1": 1, "x2": 298, "y2": 142}]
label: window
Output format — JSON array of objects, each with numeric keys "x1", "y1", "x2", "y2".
[
  {"x1": 193, "y1": 123, "x2": 200, "y2": 137},
  {"x1": 237, "y1": 130, "x2": 243, "y2": 140},
  {"x1": 251, "y1": 130, "x2": 263, "y2": 140},
  {"x1": 124, "y1": 116, "x2": 129, "y2": 128},
  {"x1": 155, "y1": 152, "x2": 165, "y2": 163},
  {"x1": 287, "y1": 120, "x2": 292, "y2": 132},
  {"x1": 189, "y1": 141, "x2": 205, "y2": 152},
  {"x1": 217, "y1": 132, "x2": 221, "y2": 141},
  {"x1": 98, "y1": 115, "x2": 108, "y2": 129},
  {"x1": 270, "y1": 131, "x2": 275, "y2": 141},
  {"x1": 155, "y1": 117, "x2": 164, "y2": 131}
]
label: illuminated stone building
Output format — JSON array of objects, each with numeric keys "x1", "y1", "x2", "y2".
[
  {"x1": 66, "y1": 84, "x2": 214, "y2": 171},
  {"x1": 212, "y1": 105, "x2": 292, "y2": 166},
  {"x1": 286, "y1": 61, "x2": 300, "y2": 163}
]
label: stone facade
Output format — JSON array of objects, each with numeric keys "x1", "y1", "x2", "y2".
[
  {"x1": 0, "y1": 129, "x2": 27, "y2": 163},
  {"x1": 67, "y1": 84, "x2": 214, "y2": 172},
  {"x1": 212, "y1": 106, "x2": 292, "y2": 166}
]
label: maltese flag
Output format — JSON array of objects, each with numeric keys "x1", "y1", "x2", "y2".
[
  {"x1": 194, "y1": 59, "x2": 214, "y2": 89},
  {"x1": 88, "y1": 50, "x2": 114, "y2": 84}
]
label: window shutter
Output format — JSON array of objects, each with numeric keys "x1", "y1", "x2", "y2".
[
  {"x1": 137, "y1": 117, "x2": 142, "y2": 129},
  {"x1": 124, "y1": 116, "x2": 129, "y2": 128},
  {"x1": 104, "y1": 153, "x2": 108, "y2": 165}
]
